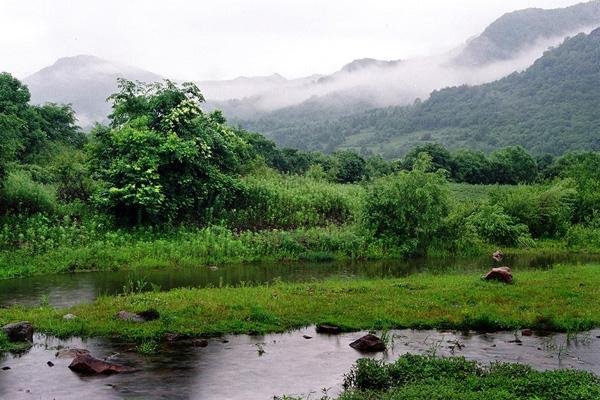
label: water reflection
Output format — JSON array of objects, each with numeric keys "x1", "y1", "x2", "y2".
[{"x1": 1, "y1": 328, "x2": 599, "y2": 399}]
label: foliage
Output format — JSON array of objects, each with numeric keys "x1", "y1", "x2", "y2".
[
  {"x1": 221, "y1": 172, "x2": 362, "y2": 231},
  {"x1": 362, "y1": 156, "x2": 449, "y2": 254},
  {"x1": 90, "y1": 79, "x2": 249, "y2": 224},
  {"x1": 466, "y1": 204, "x2": 533, "y2": 247},
  {"x1": 0, "y1": 171, "x2": 57, "y2": 216},
  {"x1": 489, "y1": 182, "x2": 576, "y2": 238},
  {"x1": 340, "y1": 355, "x2": 600, "y2": 400}
]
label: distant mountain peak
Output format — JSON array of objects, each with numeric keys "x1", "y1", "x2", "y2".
[
  {"x1": 455, "y1": 0, "x2": 600, "y2": 66},
  {"x1": 341, "y1": 58, "x2": 402, "y2": 73}
]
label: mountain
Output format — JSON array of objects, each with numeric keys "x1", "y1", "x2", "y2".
[
  {"x1": 24, "y1": 55, "x2": 162, "y2": 126},
  {"x1": 455, "y1": 0, "x2": 600, "y2": 66},
  {"x1": 249, "y1": 28, "x2": 600, "y2": 157},
  {"x1": 22, "y1": 2, "x2": 600, "y2": 130}
]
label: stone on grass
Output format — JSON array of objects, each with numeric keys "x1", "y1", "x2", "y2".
[
  {"x1": 316, "y1": 325, "x2": 341, "y2": 334},
  {"x1": 68, "y1": 353, "x2": 133, "y2": 375},
  {"x1": 2, "y1": 322, "x2": 34, "y2": 342},
  {"x1": 349, "y1": 334, "x2": 386, "y2": 352},
  {"x1": 63, "y1": 314, "x2": 77, "y2": 320},
  {"x1": 482, "y1": 267, "x2": 513, "y2": 283},
  {"x1": 116, "y1": 309, "x2": 159, "y2": 323}
]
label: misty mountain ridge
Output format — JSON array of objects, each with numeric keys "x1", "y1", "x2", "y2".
[
  {"x1": 254, "y1": 27, "x2": 600, "y2": 157},
  {"x1": 21, "y1": 1, "x2": 600, "y2": 132}
]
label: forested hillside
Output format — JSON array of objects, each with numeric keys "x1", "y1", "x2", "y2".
[{"x1": 245, "y1": 28, "x2": 600, "y2": 157}]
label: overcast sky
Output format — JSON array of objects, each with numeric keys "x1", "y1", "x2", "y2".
[{"x1": 0, "y1": 0, "x2": 584, "y2": 80}]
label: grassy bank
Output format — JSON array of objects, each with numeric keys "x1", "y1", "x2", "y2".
[
  {"x1": 334, "y1": 355, "x2": 600, "y2": 400},
  {"x1": 1, "y1": 264, "x2": 599, "y2": 348}
]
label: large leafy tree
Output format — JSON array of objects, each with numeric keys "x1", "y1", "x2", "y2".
[
  {"x1": 0, "y1": 73, "x2": 82, "y2": 184},
  {"x1": 90, "y1": 79, "x2": 249, "y2": 224}
]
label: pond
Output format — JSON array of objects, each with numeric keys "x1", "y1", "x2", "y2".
[
  {"x1": 1, "y1": 327, "x2": 600, "y2": 399},
  {"x1": 1, "y1": 252, "x2": 599, "y2": 308}
]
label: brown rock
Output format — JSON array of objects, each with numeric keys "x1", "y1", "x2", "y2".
[
  {"x1": 522, "y1": 329, "x2": 534, "y2": 337},
  {"x1": 483, "y1": 267, "x2": 513, "y2": 283},
  {"x1": 2, "y1": 322, "x2": 33, "y2": 342},
  {"x1": 316, "y1": 325, "x2": 341, "y2": 334},
  {"x1": 349, "y1": 334, "x2": 386, "y2": 352},
  {"x1": 192, "y1": 339, "x2": 208, "y2": 347},
  {"x1": 492, "y1": 250, "x2": 504, "y2": 262},
  {"x1": 68, "y1": 354, "x2": 133, "y2": 375},
  {"x1": 55, "y1": 348, "x2": 91, "y2": 359}
]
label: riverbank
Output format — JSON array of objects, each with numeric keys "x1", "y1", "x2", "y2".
[
  {"x1": 2, "y1": 264, "x2": 599, "y2": 350},
  {"x1": 4, "y1": 220, "x2": 600, "y2": 280}
]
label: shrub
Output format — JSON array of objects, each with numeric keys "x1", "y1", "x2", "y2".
[
  {"x1": 489, "y1": 182, "x2": 576, "y2": 238},
  {"x1": 222, "y1": 173, "x2": 362, "y2": 231},
  {"x1": 362, "y1": 156, "x2": 449, "y2": 255},
  {"x1": 466, "y1": 204, "x2": 534, "y2": 247},
  {"x1": 0, "y1": 171, "x2": 57, "y2": 215}
]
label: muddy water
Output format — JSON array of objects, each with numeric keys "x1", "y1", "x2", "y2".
[
  {"x1": 1, "y1": 327, "x2": 599, "y2": 400},
  {"x1": 2, "y1": 253, "x2": 598, "y2": 308}
]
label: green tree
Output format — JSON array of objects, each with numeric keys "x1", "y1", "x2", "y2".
[
  {"x1": 402, "y1": 143, "x2": 455, "y2": 175},
  {"x1": 90, "y1": 79, "x2": 248, "y2": 224},
  {"x1": 327, "y1": 150, "x2": 367, "y2": 183},
  {"x1": 363, "y1": 155, "x2": 449, "y2": 254},
  {"x1": 490, "y1": 146, "x2": 537, "y2": 184},
  {"x1": 452, "y1": 149, "x2": 491, "y2": 184}
]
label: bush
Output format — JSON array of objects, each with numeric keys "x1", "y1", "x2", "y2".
[
  {"x1": 222, "y1": 172, "x2": 362, "y2": 231},
  {"x1": 362, "y1": 157, "x2": 449, "y2": 255},
  {"x1": 0, "y1": 171, "x2": 57, "y2": 215},
  {"x1": 489, "y1": 182, "x2": 576, "y2": 238},
  {"x1": 466, "y1": 204, "x2": 534, "y2": 247}
]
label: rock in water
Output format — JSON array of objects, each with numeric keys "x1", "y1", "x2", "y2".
[
  {"x1": 483, "y1": 267, "x2": 513, "y2": 283},
  {"x1": 316, "y1": 325, "x2": 341, "y2": 334},
  {"x1": 2, "y1": 322, "x2": 34, "y2": 342},
  {"x1": 55, "y1": 348, "x2": 91, "y2": 359},
  {"x1": 68, "y1": 354, "x2": 133, "y2": 375},
  {"x1": 492, "y1": 250, "x2": 504, "y2": 262},
  {"x1": 349, "y1": 334, "x2": 386, "y2": 352}
]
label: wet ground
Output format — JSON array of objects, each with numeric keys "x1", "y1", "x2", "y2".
[{"x1": 1, "y1": 327, "x2": 599, "y2": 399}]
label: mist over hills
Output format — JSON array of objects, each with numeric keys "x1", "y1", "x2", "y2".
[
  {"x1": 257, "y1": 27, "x2": 600, "y2": 157},
  {"x1": 20, "y1": 1, "x2": 600, "y2": 156},
  {"x1": 24, "y1": 55, "x2": 162, "y2": 126}
]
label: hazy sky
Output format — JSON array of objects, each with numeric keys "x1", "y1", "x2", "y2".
[{"x1": 0, "y1": 0, "x2": 584, "y2": 80}]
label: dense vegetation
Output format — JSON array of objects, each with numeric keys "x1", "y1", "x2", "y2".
[
  {"x1": 1, "y1": 71, "x2": 600, "y2": 280},
  {"x1": 243, "y1": 28, "x2": 600, "y2": 158},
  {"x1": 337, "y1": 354, "x2": 600, "y2": 399}
]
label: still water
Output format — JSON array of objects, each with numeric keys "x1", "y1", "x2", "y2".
[{"x1": 1, "y1": 327, "x2": 599, "y2": 399}]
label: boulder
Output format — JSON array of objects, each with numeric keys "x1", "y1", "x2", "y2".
[
  {"x1": 68, "y1": 353, "x2": 133, "y2": 375},
  {"x1": 316, "y1": 325, "x2": 341, "y2": 334},
  {"x1": 483, "y1": 267, "x2": 513, "y2": 283},
  {"x1": 116, "y1": 309, "x2": 159, "y2": 323},
  {"x1": 55, "y1": 348, "x2": 91, "y2": 359},
  {"x1": 192, "y1": 339, "x2": 208, "y2": 348},
  {"x1": 349, "y1": 334, "x2": 386, "y2": 352},
  {"x1": 2, "y1": 322, "x2": 33, "y2": 342}
]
